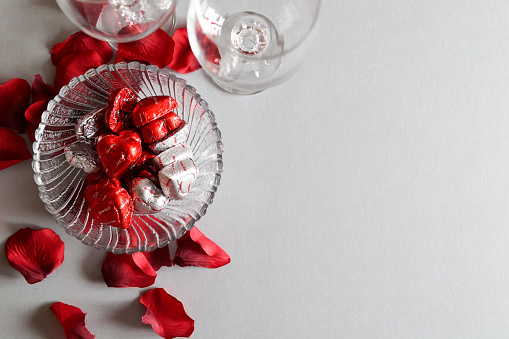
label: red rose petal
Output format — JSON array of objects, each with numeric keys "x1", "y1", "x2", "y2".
[
  {"x1": 54, "y1": 50, "x2": 105, "y2": 90},
  {"x1": 49, "y1": 302, "x2": 95, "y2": 339},
  {"x1": 0, "y1": 127, "x2": 32, "y2": 170},
  {"x1": 174, "y1": 227, "x2": 230, "y2": 269},
  {"x1": 4, "y1": 227, "x2": 64, "y2": 284},
  {"x1": 52, "y1": 31, "x2": 113, "y2": 65},
  {"x1": 143, "y1": 246, "x2": 173, "y2": 271},
  {"x1": 101, "y1": 252, "x2": 156, "y2": 288},
  {"x1": 25, "y1": 100, "x2": 46, "y2": 142},
  {"x1": 0, "y1": 78, "x2": 31, "y2": 133},
  {"x1": 168, "y1": 28, "x2": 201, "y2": 74},
  {"x1": 31, "y1": 74, "x2": 57, "y2": 103},
  {"x1": 140, "y1": 288, "x2": 194, "y2": 339},
  {"x1": 116, "y1": 29, "x2": 175, "y2": 69}
]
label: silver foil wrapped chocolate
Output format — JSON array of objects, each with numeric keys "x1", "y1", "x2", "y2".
[
  {"x1": 64, "y1": 142, "x2": 101, "y2": 173},
  {"x1": 75, "y1": 107, "x2": 107, "y2": 146},
  {"x1": 149, "y1": 122, "x2": 189, "y2": 154},
  {"x1": 130, "y1": 177, "x2": 169, "y2": 214},
  {"x1": 153, "y1": 143, "x2": 193, "y2": 170},
  {"x1": 158, "y1": 157, "x2": 199, "y2": 200}
]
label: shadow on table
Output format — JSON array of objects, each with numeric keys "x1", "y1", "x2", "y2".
[
  {"x1": 80, "y1": 248, "x2": 107, "y2": 284},
  {"x1": 28, "y1": 302, "x2": 64, "y2": 339},
  {"x1": 30, "y1": 0, "x2": 61, "y2": 11},
  {"x1": 109, "y1": 295, "x2": 148, "y2": 330}
]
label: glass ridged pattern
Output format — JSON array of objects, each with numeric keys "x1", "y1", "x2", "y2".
[{"x1": 32, "y1": 62, "x2": 223, "y2": 254}]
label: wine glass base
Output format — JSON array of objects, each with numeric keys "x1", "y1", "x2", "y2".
[
  {"x1": 211, "y1": 77, "x2": 264, "y2": 95},
  {"x1": 107, "y1": 13, "x2": 176, "y2": 51}
]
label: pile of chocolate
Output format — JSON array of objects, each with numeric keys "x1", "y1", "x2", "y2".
[{"x1": 64, "y1": 88, "x2": 199, "y2": 229}]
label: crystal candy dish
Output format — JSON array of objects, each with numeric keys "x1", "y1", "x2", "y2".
[{"x1": 32, "y1": 62, "x2": 223, "y2": 254}]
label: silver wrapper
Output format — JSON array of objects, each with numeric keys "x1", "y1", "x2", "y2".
[
  {"x1": 131, "y1": 177, "x2": 169, "y2": 214},
  {"x1": 64, "y1": 142, "x2": 101, "y2": 173},
  {"x1": 149, "y1": 123, "x2": 189, "y2": 154},
  {"x1": 153, "y1": 143, "x2": 193, "y2": 170},
  {"x1": 158, "y1": 157, "x2": 199, "y2": 200},
  {"x1": 75, "y1": 107, "x2": 107, "y2": 146}
]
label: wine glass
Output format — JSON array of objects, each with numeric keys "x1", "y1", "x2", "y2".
[
  {"x1": 56, "y1": 0, "x2": 178, "y2": 43},
  {"x1": 187, "y1": 0, "x2": 321, "y2": 94}
]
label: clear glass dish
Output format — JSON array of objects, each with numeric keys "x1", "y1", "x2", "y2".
[{"x1": 32, "y1": 62, "x2": 223, "y2": 254}]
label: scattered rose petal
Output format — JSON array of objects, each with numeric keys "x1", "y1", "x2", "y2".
[
  {"x1": 31, "y1": 74, "x2": 58, "y2": 103},
  {"x1": 101, "y1": 252, "x2": 156, "y2": 288},
  {"x1": 143, "y1": 246, "x2": 173, "y2": 271},
  {"x1": 168, "y1": 28, "x2": 201, "y2": 74},
  {"x1": 0, "y1": 127, "x2": 32, "y2": 170},
  {"x1": 174, "y1": 227, "x2": 230, "y2": 269},
  {"x1": 50, "y1": 302, "x2": 95, "y2": 339},
  {"x1": 54, "y1": 50, "x2": 105, "y2": 90},
  {"x1": 116, "y1": 29, "x2": 175, "y2": 69},
  {"x1": 4, "y1": 227, "x2": 64, "y2": 283},
  {"x1": 140, "y1": 288, "x2": 194, "y2": 339},
  {"x1": 25, "y1": 100, "x2": 46, "y2": 142},
  {"x1": 52, "y1": 31, "x2": 113, "y2": 65},
  {"x1": 0, "y1": 78, "x2": 31, "y2": 133}
]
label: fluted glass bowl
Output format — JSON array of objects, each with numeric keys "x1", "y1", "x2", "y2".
[{"x1": 32, "y1": 62, "x2": 223, "y2": 254}]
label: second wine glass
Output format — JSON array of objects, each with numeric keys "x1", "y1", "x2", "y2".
[{"x1": 187, "y1": 0, "x2": 321, "y2": 94}]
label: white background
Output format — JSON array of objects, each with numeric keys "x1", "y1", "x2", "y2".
[{"x1": 1, "y1": 0, "x2": 509, "y2": 338}]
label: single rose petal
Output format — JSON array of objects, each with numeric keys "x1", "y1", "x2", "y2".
[
  {"x1": 0, "y1": 127, "x2": 32, "y2": 170},
  {"x1": 143, "y1": 246, "x2": 173, "y2": 271},
  {"x1": 174, "y1": 227, "x2": 230, "y2": 269},
  {"x1": 54, "y1": 50, "x2": 105, "y2": 90},
  {"x1": 31, "y1": 74, "x2": 57, "y2": 103},
  {"x1": 168, "y1": 28, "x2": 201, "y2": 74},
  {"x1": 4, "y1": 227, "x2": 64, "y2": 283},
  {"x1": 0, "y1": 78, "x2": 31, "y2": 133},
  {"x1": 101, "y1": 252, "x2": 156, "y2": 288},
  {"x1": 116, "y1": 29, "x2": 175, "y2": 69},
  {"x1": 50, "y1": 302, "x2": 95, "y2": 339},
  {"x1": 25, "y1": 100, "x2": 47, "y2": 142},
  {"x1": 52, "y1": 31, "x2": 113, "y2": 65},
  {"x1": 140, "y1": 288, "x2": 194, "y2": 339}
]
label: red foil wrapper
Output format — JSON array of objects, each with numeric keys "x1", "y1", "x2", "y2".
[
  {"x1": 149, "y1": 122, "x2": 189, "y2": 154},
  {"x1": 132, "y1": 96, "x2": 178, "y2": 127},
  {"x1": 104, "y1": 87, "x2": 138, "y2": 133},
  {"x1": 140, "y1": 112, "x2": 181, "y2": 144}
]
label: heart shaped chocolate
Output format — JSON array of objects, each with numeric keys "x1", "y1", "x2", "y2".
[
  {"x1": 90, "y1": 186, "x2": 133, "y2": 229},
  {"x1": 132, "y1": 96, "x2": 178, "y2": 127},
  {"x1": 84, "y1": 176, "x2": 133, "y2": 229},
  {"x1": 131, "y1": 177, "x2": 168, "y2": 214},
  {"x1": 97, "y1": 129, "x2": 142, "y2": 180},
  {"x1": 104, "y1": 88, "x2": 138, "y2": 133}
]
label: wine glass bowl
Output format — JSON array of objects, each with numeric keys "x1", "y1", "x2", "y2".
[
  {"x1": 32, "y1": 62, "x2": 223, "y2": 254},
  {"x1": 187, "y1": 0, "x2": 321, "y2": 94},
  {"x1": 56, "y1": 0, "x2": 178, "y2": 43}
]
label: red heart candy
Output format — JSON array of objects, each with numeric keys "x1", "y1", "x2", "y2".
[
  {"x1": 104, "y1": 87, "x2": 138, "y2": 133},
  {"x1": 132, "y1": 96, "x2": 178, "y2": 127},
  {"x1": 139, "y1": 112, "x2": 182, "y2": 144},
  {"x1": 97, "y1": 129, "x2": 142, "y2": 180},
  {"x1": 89, "y1": 186, "x2": 133, "y2": 229},
  {"x1": 84, "y1": 176, "x2": 133, "y2": 229},
  {"x1": 85, "y1": 176, "x2": 121, "y2": 201}
]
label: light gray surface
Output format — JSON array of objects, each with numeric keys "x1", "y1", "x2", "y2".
[{"x1": 1, "y1": 0, "x2": 509, "y2": 338}]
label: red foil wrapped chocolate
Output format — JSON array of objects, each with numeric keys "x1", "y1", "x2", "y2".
[{"x1": 132, "y1": 95, "x2": 178, "y2": 127}]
